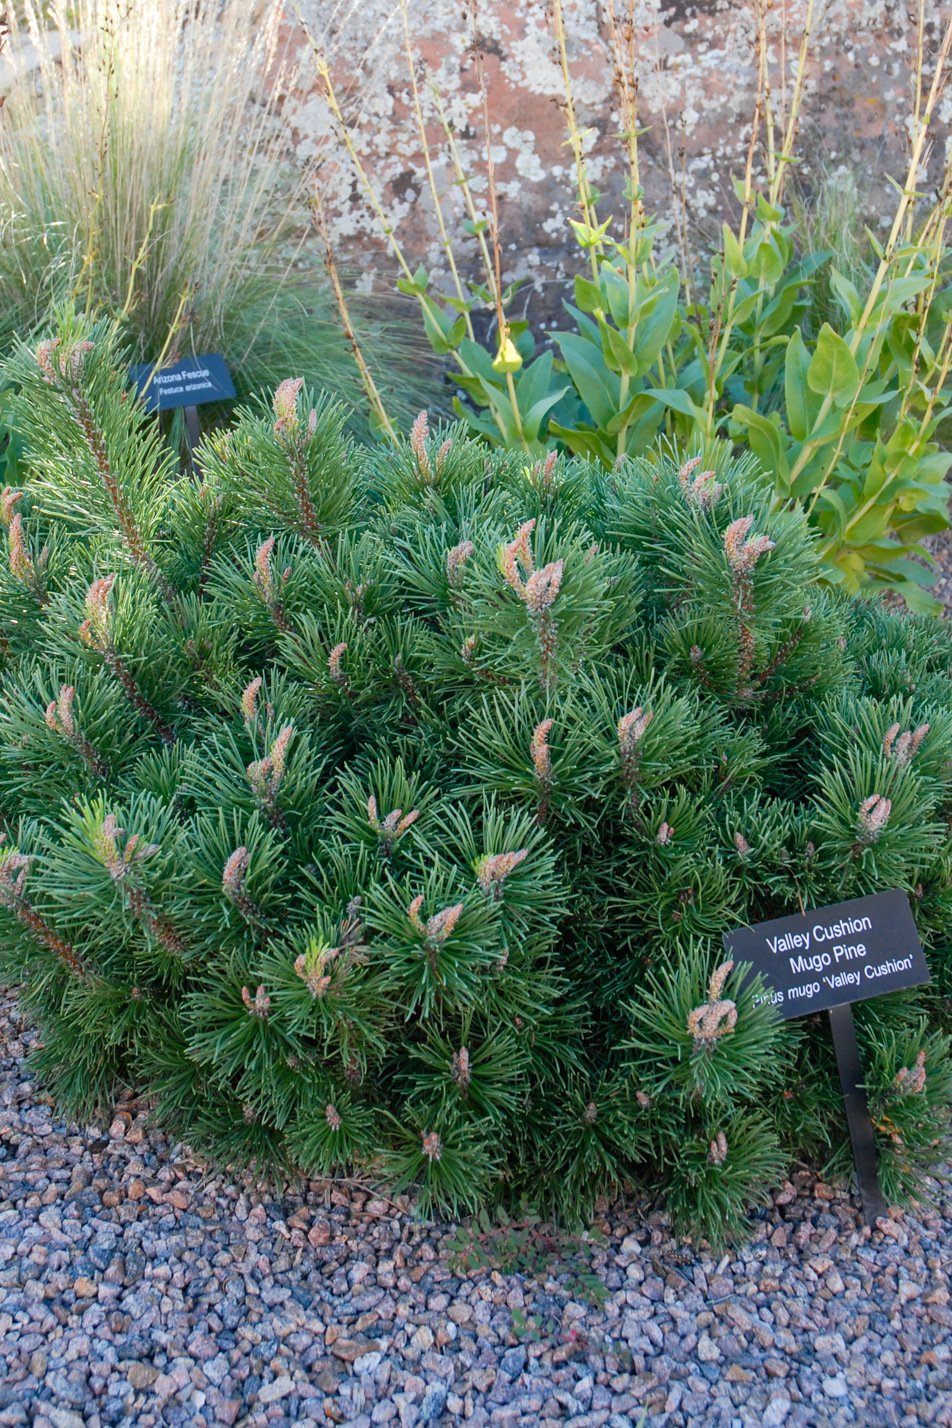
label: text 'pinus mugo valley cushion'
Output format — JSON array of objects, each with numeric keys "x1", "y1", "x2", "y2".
[{"x1": 0, "y1": 325, "x2": 950, "y2": 1242}]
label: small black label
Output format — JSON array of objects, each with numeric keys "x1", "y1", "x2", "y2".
[
  {"x1": 129, "y1": 353, "x2": 236, "y2": 412},
  {"x1": 723, "y1": 889, "x2": 931, "y2": 1020}
]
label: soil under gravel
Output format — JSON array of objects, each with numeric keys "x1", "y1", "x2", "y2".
[{"x1": 1, "y1": 992, "x2": 951, "y2": 1428}]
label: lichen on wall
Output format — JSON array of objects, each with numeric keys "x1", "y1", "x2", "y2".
[{"x1": 283, "y1": 0, "x2": 946, "y2": 322}]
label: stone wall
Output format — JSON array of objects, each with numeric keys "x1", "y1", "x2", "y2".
[{"x1": 281, "y1": 0, "x2": 950, "y2": 324}]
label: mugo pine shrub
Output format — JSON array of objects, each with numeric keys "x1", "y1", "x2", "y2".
[{"x1": 0, "y1": 327, "x2": 950, "y2": 1241}]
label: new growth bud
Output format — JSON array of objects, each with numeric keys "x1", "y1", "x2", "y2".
[
  {"x1": 294, "y1": 941, "x2": 339, "y2": 998},
  {"x1": 36, "y1": 337, "x2": 94, "y2": 385},
  {"x1": 8, "y1": 514, "x2": 35, "y2": 586},
  {"x1": 44, "y1": 684, "x2": 108, "y2": 777},
  {"x1": 222, "y1": 846, "x2": 266, "y2": 927},
  {"x1": 79, "y1": 575, "x2": 116, "y2": 649},
  {"x1": 883, "y1": 722, "x2": 929, "y2": 768},
  {"x1": 409, "y1": 412, "x2": 450, "y2": 483},
  {"x1": 0, "y1": 487, "x2": 23, "y2": 527},
  {"x1": 252, "y1": 539, "x2": 292, "y2": 630},
  {"x1": 223, "y1": 848, "x2": 250, "y2": 893},
  {"x1": 452, "y1": 1046, "x2": 471, "y2": 1088},
  {"x1": 687, "y1": 961, "x2": 738, "y2": 1047},
  {"x1": 893, "y1": 1050, "x2": 926, "y2": 1095},
  {"x1": 527, "y1": 450, "x2": 559, "y2": 492},
  {"x1": 95, "y1": 813, "x2": 160, "y2": 882},
  {"x1": 678, "y1": 456, "x2": 723, "y2": 509},
  {"x1": 446, "y1": 539, "x2": 475, "y2": 586},
  {"x1": 708, "y1": 1131, "x2": 728, "y2": 1165},
  {"x1": 0, "y1": 849, "x2": 85, "y2": 975},
  {"x1": 242, "y1": 677, "x2": 263, "y2": 726},
  {"x1": 246, "y1": 725, "x2": 294, "y2": 828},
  {"x1": 408, "y1": 895, "x2": 463, "y2": 943},
  {"x1": 618, "y1": 707, "x2": 653, "y2": 815},
  {"x1": 857, "y1": 793, "x2": 891, "y2": 845},
  {"x1": 531, "y1": 718, "x2": 554, "y2": 783},
  {"x1": 45, "y1": 685, "x2": 77, "y2": 740},
  {"x1": 724, "y1": 515, "x2": 775, "y2": 574},
  {"x1": 524, "y1": 560, "x2": 564, "y2": 614},
  {"x1": 328, "y1": 642, "x2": 349, "y2": 690},
  {"x1": 241, "y1": 984, "x2": 271, "y2": 1018},
  {"x1": 618, "y1": 707, "x2": 653, "y2": 754},
  {"x1": 499, "y1": 519, "x2": 563, "y2": 610},
  {"x1": 421, "y1": 1130, "x2": 442, "y2": 1162},
  {"x1": 367, "y1": 795, "x2": 419, "y2": 854},
  {"x1": 411, "y1": 410, "x2": 431, "y2": 480},
  {"x1": 499, "y1": 519, "x2": 536, "y2": 597},
  {"x1": 0, "y1": 850, "x2": 31, "y2": 905},
  {"x1": 273, "y1": 377, "x2": 304, "y2": 439},
  {"x1": 475, "y1": 849, "x2": 528, "y2": 899}
]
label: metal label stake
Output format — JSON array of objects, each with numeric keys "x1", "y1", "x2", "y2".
[
  {"x1": 828, "y1": 1002, "x2": 888, "y2": 1224},
  {"x1": 184, "y1": 404, "x2": 202, "y2": 474}
]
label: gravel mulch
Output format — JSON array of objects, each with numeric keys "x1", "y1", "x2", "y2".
[{"x1": 1, "y1": 992, "x2": 951, "y2": 1428}]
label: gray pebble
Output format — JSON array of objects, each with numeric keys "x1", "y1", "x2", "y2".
[{"x1": 0, "y1": 989, "x2": 949, "y2": 1428}]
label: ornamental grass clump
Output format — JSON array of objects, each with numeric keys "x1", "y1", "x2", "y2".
[
  {"x1": 1, "y1": 325, "x2": 950, "y2": 1242},
  {"x1": 0, "y1": 1, "x2": 427, "y2": 430}
]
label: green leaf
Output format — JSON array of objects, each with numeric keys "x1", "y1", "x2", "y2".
[
  {"x1": 862, "y1": 446, "x2": 889, "y2": 500},
  {"x1": 546, "y1": 419, "x2": 613, "y2": 464},
  {"x1": 554, "y1": 331, "x2": 620, "y2": 428},
  {"x1": 418, "y1": 297, "x2": 465, "y2": 355},
  {"x1": 874, "y1": 273, "x2": 933, "y2": 321},
  {"x1": 522, "y1": 388, "x2": 571, "y2": 444},
  {"x1": 730, "y1": 405, "x2": 789, "y2": 483},
  {"x1": 600, "y1": 266, "x2": 632, "y2": 328},
  {"x1": 807, "y1": 324, "x2": 860, "y2": 407},
  {"x1": 759, "y1": 283, "x2": 803, "y2": 338},
  {"x1": 731, "y1": 291, "x2": 761, "y2": 326},
  {"x1": 569, "y1": 216, "x2": 613, "y2": 250},
  {"x1": 514, "y1": 351, "x2": 556, "y2": 411},
  {"x1": 396, "y1": 276, "x2": 425, "y2": 299},
  {"x1": 750, "y1": 235, "x2": 784, "y2": 285},
  {"x1": 598, "y1": 317, "x2": 640, "y2": 376},
  {"x1": 642, "y1": 386, "x2": 705, "y2": 424},
  {"x1": 784, "y1": 328, "x2": 812, "y2": 441},
  {"x1": 633, "y1": 271, "x2": 679, "y2": 376},
  {"x1": 574, "y1": 275, "x2": 603, "y2": 315},
  {"x1": 512, "y1": 353, "x2": 570, "y2": 443},
  {"x1": 721, "y1": 224, "x2": 748, "y2": 279},
  {"x1": 755, "y1": 194, "x2": 783, "y2": 223},
  {"x1": 605, "y1": 390, "x2": 656, "y2": 436},
  {"x1": 847, "y1": 505, "x2": 893, "y2": 545},
  {"x1": 457, "y1": 338, "x2": 503, "y2": 384},
  {"x1": 828, "y1": 269, "x2": 863, "y2": 325}
]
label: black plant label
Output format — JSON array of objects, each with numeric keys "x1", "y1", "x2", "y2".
[
  {"x1": 724, "y1": 889, "x2": 931, "y2": 1020},
  {"x1": 129, "y1": 354, "x2": 236, "y2": 412}
]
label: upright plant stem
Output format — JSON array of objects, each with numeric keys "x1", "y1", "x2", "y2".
[
  {"x1": 550, "y1": 0, "x2": 601, "y2": 286},
  {"x1": 468, "y1": 0, "x2": 528, "y2": 450},
  {"x1": 797, "y1": 11, "x2": 952, "y2": 507},
  {"x1": 397, "y1": 0, "x2": 475, "y2": 343},
  {"x1": 429, "y1": 84, "x2": 498, "y2": 295},
  {"x1": 311, "y1": 188, "x2": 398, "y2": 444}
]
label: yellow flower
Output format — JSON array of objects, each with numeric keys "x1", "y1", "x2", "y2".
[{"x1": 492, "y1": 334, "x2": 522, "y2": 374}]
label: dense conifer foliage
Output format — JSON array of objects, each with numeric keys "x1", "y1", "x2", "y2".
[{"x1": 0, "y1": 327, "x2": 949, "y2": 1241}]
